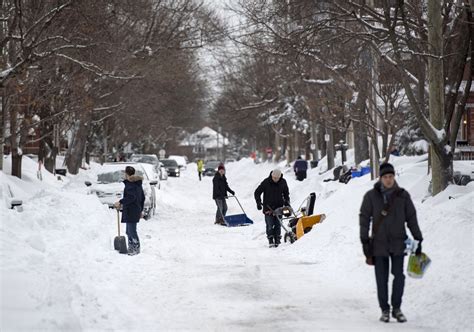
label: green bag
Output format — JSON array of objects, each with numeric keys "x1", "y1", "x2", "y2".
[{"x1": 407, "y1": 253, "x2": 431, "y2": 278}]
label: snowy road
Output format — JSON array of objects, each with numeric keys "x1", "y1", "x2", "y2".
[
  {"x1": 1, "y1": 157, "x2": 473, "y2": 331},
  {"x1": 95, "y1": 167, "x2": 381, "y2": 331}
]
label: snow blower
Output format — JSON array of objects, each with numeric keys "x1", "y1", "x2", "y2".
[
  {"x1": 268, "y1": 206, "x2": 298, "y2": 244},
  {"x1": 289, "y1": 193, "x2": 326, "y2": 240},
  {"x1": 114, "y1": 208, "x2": 128, "y2": 254}
]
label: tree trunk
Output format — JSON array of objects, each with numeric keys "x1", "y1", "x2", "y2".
[
  {"x1": 294, "y1": 130, "x2": 299, "y2": 161},
  {"x1": 9, "y1": 105, "x2": 22, "y2": 178},
  {"x1": 287, "y1": 133, "x2": 293, "y2": 163},
  {"x1": 382, "y1": 124, "x2": 388, "y2": 159},
  {"x1": 40, "y1": 137, "x2": 57, "y2": 174},
  {"x1": 66, "y1": 111, "x2": 91, "y2": 175},
  {"x1": 428, "y1": 0, "x2": 448, "y2": 195},
  {"x1": 326, "y1": 127, "x2": 335, "y2": 170},
  {"x1": 274, "y1": 129, "x2": 281, "y2": 162},
  {"x1": 353, "y1": 121, "x2": 369, "y2": 165},
  {"x1": 0, "y1": 90, "x2": 4, "y2": 171},
  {"x1": 310, "y1": 112, "x2": 320, "y2": 161}
]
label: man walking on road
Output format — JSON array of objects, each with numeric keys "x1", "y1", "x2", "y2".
[
  {"x1": 212, "y1": 164, "x2": 235, "y2": 225},
  {"x1": 360, "y1": 163, "x2": 423, "y2": 323},
  {"x1": 254, "y1": 169, "x2": 290, "y2": 248},
  {"x1": 197, "y1": 159, "x2": 204, "y2": 181}
]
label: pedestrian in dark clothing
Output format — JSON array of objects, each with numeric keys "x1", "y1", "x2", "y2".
[
  {"x1": 254, "y1": 169, "x2": 290, "y2": 247},
  {"x1": 114, "y1": 166, "x2": 145, "y2": 256},
  {"x1": 359, "y1": 162, "x2": 423, "y2": 323},
  {"x1": 212, "y1": 164, "x2": 235, "y2": 225},
  {"x1": 293, "y1": 156, "x2": 308, "y2": 181}
]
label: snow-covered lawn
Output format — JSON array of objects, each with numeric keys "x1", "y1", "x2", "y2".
[{"x1": 1, "y1": 156, "x2": 473, "y2": 331}]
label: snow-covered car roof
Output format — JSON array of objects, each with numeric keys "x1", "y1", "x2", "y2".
[
  {"x1": 139, "y1": 163, "x2": 158, "y2": 180},
  {"x1": 130, "y1": 154, "x2": 159, "y2": 164},
  {"x1": 169, "y1": 155, "x2": 188, "y2": 165},
  {"x1": 96, "y1": 163, "x2": 148, "y2": 181}
]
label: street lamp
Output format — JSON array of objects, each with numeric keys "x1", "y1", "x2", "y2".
[{"x1": 334, "y1": 139, "x2": 349, "y2": 165}]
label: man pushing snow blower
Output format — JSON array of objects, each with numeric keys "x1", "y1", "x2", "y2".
[{"x1": 254, "y1": 168, "x2": 290, "y2": 248}]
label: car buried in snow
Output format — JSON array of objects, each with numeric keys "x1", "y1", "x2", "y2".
[
  {"x1": 168, "y1": 155, "x2": 188, "y2": 170},
  {"x1": 130, "y1": 153, "x2": 167, "y2": 181},
  {"x1": 84, "y1": 162, "x2": 158, "y2": 219},
  {"x1": 203, "y1": 160, "x2": 222, "y2": 176},
  {"x1": 160, "y1": 159, "x2": 180, "y2": 177}
]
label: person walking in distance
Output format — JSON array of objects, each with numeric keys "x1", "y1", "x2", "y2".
[{"x1": 197, "y1": 159, "x2": 204, "y2": 181}]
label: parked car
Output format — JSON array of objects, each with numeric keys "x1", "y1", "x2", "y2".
[
  {"x1": 169, "y1": 155, "x2": 188, "y2": 170},
  {"x1": 160, "y1": 159, "x2": 181, "y2": 177},
  {"x1": 139, "y1": 163, "x2": 161, "y2": 190},
  {"x1": 225, "y1": 158, "x2": 236, "y2": 164},
  {"x1": 84, "y1": 162, "x2": 158, "y2": 219},
  {"x1": 130, "y1": 154, "x2": 162, "y2": 175},
  {"x1": 203, "y1": 160, "x2": 222, "y2": 176}
]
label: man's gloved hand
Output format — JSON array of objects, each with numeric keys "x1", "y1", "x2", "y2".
[
  {"x1": 229, "y1": 190, "x2": 235, "y2": 196},
  {"x1": 361, "y1": 240, "x2": 370, "y2": 257},
  {"x1": 256, "y1": 202, "x2": 262, "y2": 210},
  {"x1": 415, "y1": 240, "x2": 422, "y2": 256}
]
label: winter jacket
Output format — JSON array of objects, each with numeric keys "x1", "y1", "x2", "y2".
[
  {"x1": 197, "y1": 160, "x2": 204, "y2": 172},
  {"x1": 359, "y1": 181, "x2": 423, "y2": 256},
  {"x1": 213, "y1": 173, "x2": 234, "y2": 199},
  {"x1": 294, "y1": 159, "x2": 308, "y2": 172},
  {"x1": 120, "y1": 175, "x2": 145, "y2": 223},
  {"x1": 254, "y1": 172, "x2": 290, "y2": 213}
]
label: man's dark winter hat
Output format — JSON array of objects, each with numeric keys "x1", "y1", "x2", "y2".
[
  {"x1": 380, "y1": 163, "x2": 395, "y2": 177},
  {"x1": 218, "y1": 164, "x2": 225, "y2": 171},
  {"x1": 125, "y1": 166, "x2": 136, "y2": 176}
]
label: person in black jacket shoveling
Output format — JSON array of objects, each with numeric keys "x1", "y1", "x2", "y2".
[
  {"x1": 212, "y1": 164, "x2": 235, "y2": 225},
  {"x1": 254, "y1": 169, "x2": 290, "y2": 248},
  {"x1": 359, "y1": 163, "x2": 423, "y2": 323},
  {"x1": 114, "y1": 166, "x2": 145, "y2": 256}
]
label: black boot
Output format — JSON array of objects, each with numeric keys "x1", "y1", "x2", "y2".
[
  {"x1": 392, "y1": 308, "x2": 407, "y2": 323},
  {"x1": 268, "y1": 236, "x2": 275, "y2": 248},
  {"x1": 274, "y1": 236, "x2": 281, "y2": 247},
  {"x1": 379, "y1": 309, "x2": 390, "y2": 323}
]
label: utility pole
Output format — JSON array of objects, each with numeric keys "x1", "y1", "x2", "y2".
[{"x1": 367, "y1": 0, "x2": 379, "y2": 180}]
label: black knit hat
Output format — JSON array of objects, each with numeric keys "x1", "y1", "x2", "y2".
[
  {"x1": 380, "y1": 163, "x2": 395, "y2": 177},
  {"x1": 125, "y1": 166, "x2": 135, "y2": 176}
]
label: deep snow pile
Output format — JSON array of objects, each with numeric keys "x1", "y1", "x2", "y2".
[{"x1": 0, "y1": 155, "x2": 473, "y2": 331}]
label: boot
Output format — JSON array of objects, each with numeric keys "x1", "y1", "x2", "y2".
[
  {"x1": 379, "y1": 309, "x2": 390, "y2": 323},
  {"x1": 392, "y1": 308, "x2": 407, "y2": 323},
  {"x1": 274, "y1": 236, "x2": 281, "y2": 247},
  {"x1": 215, "y1": 218, "x2": 225, "y2": 225},
  {"x1": 268, "y1": 236, "x2": 275, "y2": 248}
]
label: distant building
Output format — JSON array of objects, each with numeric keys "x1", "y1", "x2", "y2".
[
  {"x1": 455, "y1": 65, "x2": 474, "y2": 160},
  {"x1": 178, "y1": 127, "x2": 229, "y2": 161}
]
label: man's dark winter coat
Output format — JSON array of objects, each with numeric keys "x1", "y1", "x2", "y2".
[
  {"x1": 254, "y1": 172, "x2": 290, "y2": 213},
  {"x1": 294, "y1": 159, "x2": 308, "y2": 172},
  {"x1": 120, "y1": 175, "x2": 145, "y2": 223},
  {"x1": 359, "y1": 181, "x2": 423, "y2": 256},
  {"x1": 213, "y1": 173, "x2": 234, "y2": 199}
]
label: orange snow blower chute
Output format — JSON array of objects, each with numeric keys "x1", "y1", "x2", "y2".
[
  {"x1": 295, "y1": 213, "x2": 326, "y2": 239},
  {"x1": 286, "y1": 193, "x2": 326, "y2": 242}
]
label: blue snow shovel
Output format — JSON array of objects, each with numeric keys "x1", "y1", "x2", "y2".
[{"x1": 218, "y1": 195, "x2": 254, "y2": 227}]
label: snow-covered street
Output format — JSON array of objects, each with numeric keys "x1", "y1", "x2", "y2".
[{"x1": 1, "y1": 156, "x2": 473, "y2": 331}]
